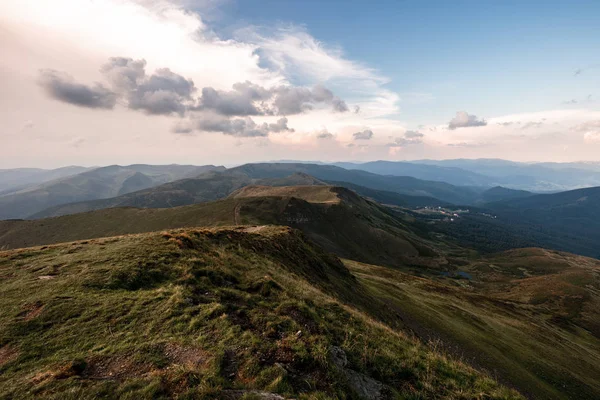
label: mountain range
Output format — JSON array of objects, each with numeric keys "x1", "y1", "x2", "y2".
[{"x1": 2, "y1": 183, "x2": 600, "y2": 398}]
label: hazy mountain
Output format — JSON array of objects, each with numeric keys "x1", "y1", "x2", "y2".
[
  {"x1": 0, "y1": 166, "x2": 91, "y2": 194},
  {"x1": 228, "y1": 163, "x2": 483, "y2": 204},
  {"x1": 438, "y1": 186, "x2": 600, "y2": 259},
  {"x1": 0, "y1": 164, "x2": 224, "y2": 219},
  {"x1": 30, "y1": 164, "x2": 482, "y2": 218},
  {"x1": 479, "y1": 186, "x2": 534, "y2": 203},
  {"x1": 332, "y1": 160, "x2": 494, "y2": 186},
  {"x1": 411, "y1": 159, "x2": 600, "y2": 191}
]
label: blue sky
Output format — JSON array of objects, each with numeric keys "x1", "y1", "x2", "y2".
[
  {"x1": 214, "y1": 0, "x2": 599, "y2": 125},
  {"x1": 1, "y1": 0, "x2": 599, "y2": 167}
]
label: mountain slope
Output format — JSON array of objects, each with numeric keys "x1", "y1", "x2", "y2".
[
  {"x1": 2, "y1": 186, "x2": 442, "y2": 271},
  {"x1": 30, "y1": 168, "x2": 450, "y2": 219},
  {"x1": 479, "y1": 186, "x2": 533, "y2": 203},
  {"x1": 332, "y1": 160, "x2": 494, "y2": 186},
  {"x1": 0, "y1": 227, "x2": 520, "y2": 399},
  {"x1": 412, "y1": 159, "x2": 600, "y2": 191},
  {"x1": 229, "y1": 163, "x2": 481, "y2": 204},
  {"x1": 348, "y1": 246, "x2": 600, "y2": 399},
  {"x1": 0, "y1": 166, "x2": 91, "y2": 194},
  {"x1": 484, "y1": 186, "x2": 600, "y2": 258},
  {"x1": 0, "y1": 164, "x2": 224, "y2": 219}
]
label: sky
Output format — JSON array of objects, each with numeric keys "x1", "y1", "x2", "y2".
[{"x1": 1, "y1": 0, "x2": 599, "y2": 168}]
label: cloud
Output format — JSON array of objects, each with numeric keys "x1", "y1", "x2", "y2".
[
  {"x1": 353, "y1": 129, "x2": 373, "y2": 140},
  {"x1": 404, "y1": 130, "x2": 424, "y2": 139},
  {"x1": 101, "y1": 57, "x2": 146, "y2": 91},
  {"x1": 446, "y1": 141, "x2": 487, "y2": 148},
  {"x1": 42, "y1": 56, "x2": 348, "y2": 120},
  {"x1": 562, "y1": 95, "x2": 593, "y2": 105},
  {"x1": 386, "y1": 130, "x2": 424, "y2": 147},
  {"x1": 448, "y1": 111, "x2": 487, "y2": 130},
  {"x1": 239, "y1": 24, "x2": 398, "y2": 118},
  {"x1": 272, "y1": 85, "x2": 348, "y2": 114},
  {"x1": 520, "y1": 121, "x2": 543, "y2": 130},
  {"x1": 572, "y1": 121, "x2": 600, "y2": 143},
  {"x1": 171, "y1": 121, "x2": 193, "y2": 134},
  {"x1": 195, "y1": 112, "x2": 293, "y2": 137},
  {"x1": 127, "y1": 68, "x2": 196, "y2": 115},
  {"x1": 574, "y1": 64, "x2": 600, "y2": 77},
  {"x1": 316, "y1": 130, "x2": 334, "y2": 139},
  {"x1": 38, "y1": 69, "x2": 117, "y2": 109}
]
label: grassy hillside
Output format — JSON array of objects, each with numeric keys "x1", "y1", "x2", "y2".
[
  {"x1": 347, "y1": 247, "x2": 600, "y2": 399},
  {"x1": 0, "y1": 165, "x2": 224, "y2": 220},
  {"x1": 30, "y1": 172, "x2": 326, "y2": 219},
  {"x1": 2, "y1": 186, "x2": 441, "y2": 271},
  {"x1": 30, "y1": 163, "x2": 477, "y2": 219},
  {"x1": 0, "y1": 227, "x2": 520, "y2": 399}
]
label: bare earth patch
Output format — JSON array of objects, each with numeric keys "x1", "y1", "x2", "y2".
[
  {"x1": 0, "y1": 345, "x2": 19, "y2": 368},
  {"x1": 18, "y1": 301, "x2": 44, "y2": 321},
  {"x1": 84, "y1": 356, "x2": 153, "y2": 380},
  {"x1": 164, "y1": 343, "x2": 209, "y2": 369}
]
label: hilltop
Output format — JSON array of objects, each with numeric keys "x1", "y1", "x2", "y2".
[
  {"x1": 0, "y1": 227, "x2": 520, "y2": 399},
  {"x1": 1, "y1": 186, "x2": 440, "y2": 271},
  {"x1": 29, "y1": 163, "x2": 480, "y2": 219}
]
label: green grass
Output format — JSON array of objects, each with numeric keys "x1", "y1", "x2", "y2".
[
  {"x1": 0, "y1": 227, "x2": 520, "y2": 399},
  {"x1": 345, "y1": 255, "x2": 600, "y2": 400}
]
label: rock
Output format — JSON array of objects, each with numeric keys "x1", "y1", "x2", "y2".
[
  {"x1": 329, "y1": 345, "x2": 348, "y2": 368},
  {"x1": 329, "y1": 346, "x2": 384, "y2": 400},
  {"x1": 345, "y1": 369, "x2": 384, "y2": 400}
]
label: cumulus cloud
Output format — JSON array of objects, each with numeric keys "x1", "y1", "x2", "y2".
[
  {"x1": 195, "y1": 113, "x2": 293, "y2": 137},
  {"x1": 448, "y1": 111, "x2": 487, "y2": 130},
  {"x1": 101, "y1": 57, "x2": 146, "y2": 91},
  {"x1": 386, "y1": 130, "x2": 424, "y2": 147},
  {"x1": 127, "y1": 68, "x2": 196, "y2": 115},
  {"x1": 38, "y1": 69, "x2": 117, "y2": 109},
  {"x1": 41, "y1": 56, "x2": 348, "y2": 122},
  {"x1": 572, "y1": 121, "x2": 600, "y2": 143},
  {"x1": 316, "y1": 130, "x2": 334, "y2": 139},
  {"x1": 272, "y1": 85, "x2": 348, "y2": 114},
  {"x1": 353, "y1": 129, "x2": 374, "y2": 140}
]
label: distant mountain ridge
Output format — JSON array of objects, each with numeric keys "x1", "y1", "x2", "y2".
[
  {"x1": 29, "y1": 164, "x2": 481, "y2": 219},
  {"x1": 0, "y1": 164, "x2": 224, "y2": 219}
]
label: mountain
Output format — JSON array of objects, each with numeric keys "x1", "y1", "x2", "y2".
[
  {"x1": 412, "y1": 159, "x2": 600, "y2": 191},
  {"x1": 3, "y1": 185, "x2": 600, "y2": 398},
  {"x1": 434, "y1": 186, "x2": 600, "y2": 259},
  {"x1": 349, "y1": 247, "x2": 600, "y2": 399},
  {"x1": 0, "y1": 227, "x2": 520, "y2": 399},
  {"x1": 3, "y1": 186, "x2": 441, "y2": 271},
  {"x1": 30, "y1": 164, "x2": 476, "y2": 218},
  {"x1": 228, "y1": 163, "x2": 482, "y2": 204},
  {"x1": 332, "y1": 160, "x2": 494, "y2": 186},
  {"x1": 0, "y1": 166, "x2": 91, "y2": 194},
  {"x1": 29, "y1": 171, "x2": 327, "y2": 219},
  {"x1": 479, "y1": 186, "x2": 533, "y2": 203},
  {"x1": 0, "y1": 164, "x2": 224, "y2": 219}
]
